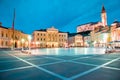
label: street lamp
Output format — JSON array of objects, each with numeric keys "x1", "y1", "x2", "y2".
[
  {"x1": 28, "y1": 35, "x2": 32, "y2": 51},
  {"x1": 21, "y1": 38, "x2": 25, "y2": 51},
  {"x1": 36, "y1": 42, "x2": 39, "y2": 48}
]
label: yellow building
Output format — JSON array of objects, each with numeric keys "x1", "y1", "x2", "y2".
[
  {"x1": 110, "y1": 21, "x2": 120, "y2": 47},
  {"x1": 32, "y1": 26, "x2": 68, "y2": 48},
  {"x1": 90, "y1": 25, "x2": 110, "y2": 47},
  {"x1": 89, "y1": 5, "x2": 110, "y2": 47},
  {"x1": 111, "y1": 21, "x2": 120, "y2": 41},
  {"x1": 0, "y1": 22, "x2": 29, "y2": 49},
  {"x1": 68, "y1": 34, "x2": 83, "y2": 47}
]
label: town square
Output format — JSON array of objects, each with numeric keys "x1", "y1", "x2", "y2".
[{"x1": 0, "y1": 0, "x2": 120, "y2": 80}]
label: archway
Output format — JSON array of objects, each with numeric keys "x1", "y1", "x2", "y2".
[{"x1": 15, "y1": 42, "x2": 17, "y2": 48}]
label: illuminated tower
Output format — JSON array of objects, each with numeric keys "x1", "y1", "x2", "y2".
[{"x1": 101, "y1": 5, "x2": 107, "y2": 27}]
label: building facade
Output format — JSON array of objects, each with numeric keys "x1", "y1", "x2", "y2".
[
  {"x1": 89, "y1": 5, "x2": 110, "y2": 47},
  {"x1": 110, "y1": 21, "x2": 120, "y2": 47},
  {"x1": 0, "y1": 23, "x2": 29, "y2": 48},
  {"x1": 91, "y1": 29, "x2": 110, "y2": 47},
  {"x1": 77, "y1": 22, "x2": 103, "y2": 33},
  {"x1": 32, "y1": 27, "x2": 68, "y2": 48},
  {"x1": 68, "y1": 34, "x2": 83, "y2": 47}
]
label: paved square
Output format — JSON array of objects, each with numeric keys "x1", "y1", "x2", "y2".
[
  {"x1": 0, "y1": 61, "x2": 30, "y2": 70},
  {"x1": 75, "y1": 68, "x2": 120, "y2": 80},
  {"x1": 41, "y1": 62, "x2": 94, "y2": 78},
  {"x1": 73, "y1": 58, "x2": 110, "y2": 65},
  {"x1": 0, "y1": 67, "x2": 61, "y2": 80},
  {"x1": 0, "y1": 51, "x2": 120, "y2": 80},
  {"x1": 106, "y1": 61, "x2": 120, "y2": 69},
  {"x1": 27, "y1": 58, "x2": 62, "y2": 65}
]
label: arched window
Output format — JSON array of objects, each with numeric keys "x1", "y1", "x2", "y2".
[
  {"x1": 1, "y1": 31, "x2": 4, "y2": 37},
  {"x1": 6, "y1": 41, "x2": 7, "y2": 46},
  {"x1": 1, "y1": 41, "x2": 3, "y2": 46}
]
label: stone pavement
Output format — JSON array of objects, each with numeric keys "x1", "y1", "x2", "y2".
[{"x1": 0, "y1": 51, "x2": 120, "y2": 80}]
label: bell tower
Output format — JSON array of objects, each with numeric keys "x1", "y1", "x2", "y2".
[{"x1": 101, "y1": 5, "x2": 107, "y2": 27}]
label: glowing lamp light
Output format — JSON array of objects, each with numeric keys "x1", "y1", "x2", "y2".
[
  {"x1": 103, "y1": 33, "x2": 108, "y2": 43},
  {"x1": 28, "y1": 35, "x2": 32, "y2": 52},
  {"x1": 28, "y1": 35, "x2": 32, "y2": 41},
  {"x1": 21, "y1": 38, "x2": 25, "y2": 43},
  {"x1": 21, "y1": 38, "x2": 25, "y2": 51}
]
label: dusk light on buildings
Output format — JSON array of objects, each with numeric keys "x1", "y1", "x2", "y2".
[{"x1": 0, "y1": 0, "x2": 120, "y2": 80}]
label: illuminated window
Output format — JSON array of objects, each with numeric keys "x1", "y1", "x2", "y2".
[
  {"x1": 37, "y1": 38, "x2": 39, "y2": 41},
  {"x1": 6, "y1": 41, "x2": 7, "y2": 46},
  {"x1": 6, "y1": 34, "x2": 8, "y2": 37},
  {"x1": 1, "y1": 31, "x2": 3, "y2": 37},
  {"x1": 37, "y1": 33, "x2": 39, "y2": 36},
  {"x1": 1, "y1": 41, "x2": 3, "y2": 46}
]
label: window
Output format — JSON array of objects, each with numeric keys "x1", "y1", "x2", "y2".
[
  {"x1": 37, "y1": 38, "x2": 39, "y2": 41},
  {"x1": 6, "y1": 41, "x2": 7, "y2": 46},
  {"x1": 6, "y1": 34, "x2": 8, "y2": 37},
  {"x1": 1, "y1": 41, "x2": 3, "y2": 46},
  {"x1": 1, "y1": 32, "x2": 3, "y2": 37},
  {"x1": 37, "y1": 33, "x2": 39, "y2": 36}
]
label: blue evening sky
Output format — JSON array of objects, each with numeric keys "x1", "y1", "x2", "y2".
[{"x1": 0, "y1": 0, "x2": 120, "y2": 34}]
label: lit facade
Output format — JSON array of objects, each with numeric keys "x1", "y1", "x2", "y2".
[
  {"x1": 111, "y1": 21, "x2": 120, "y2": 41},
  {"x1": 68, "y1": 34, "x2": 83, "y2": 47},
  {"x1": 91, "y1": 30, "x2": 110, "y2": 47},
  {"x1": 89, "y1": 5, "x2": 110, "y2": 47},
  {"x1": 32, "y1": 26, "x2": 68, "y2": 48},
  {"x1": 110, "y1": 21, "x2": 120, "y2": 47},
  {"x1": 77, "y1": 5, "x2": 107, "y2": 33},
  {"x1": 0, "y1": 23, "x2": 29, "y2": 48},
  {"x1": 84, "y1": 36, "x2": 91, "y2": 47},
  {"x1": 77, "y1": 22, "x2": 103, "y2": 33}
]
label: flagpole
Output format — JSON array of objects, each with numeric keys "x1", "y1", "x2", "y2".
[{"x1": 11, "y1": 8, "x2": 15, "y2": 50}]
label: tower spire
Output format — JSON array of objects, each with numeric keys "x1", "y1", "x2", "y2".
[
  {"x1": 101, "y1": 5, "x2": 107, "y2": 27},
  {"x1": 101, "y1": 5, "x2": 106, "y2": 13}
]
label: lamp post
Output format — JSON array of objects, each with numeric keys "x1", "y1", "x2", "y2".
[
  {"x1": 28, "y1": 35, "x2": 32, "y2": 51},
  {"x1": 21, "y1": 38, "x2": 25, "y2": 51},
  {"x1": 36, "y1": 42, "x2": 39, "y2": 48}
]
